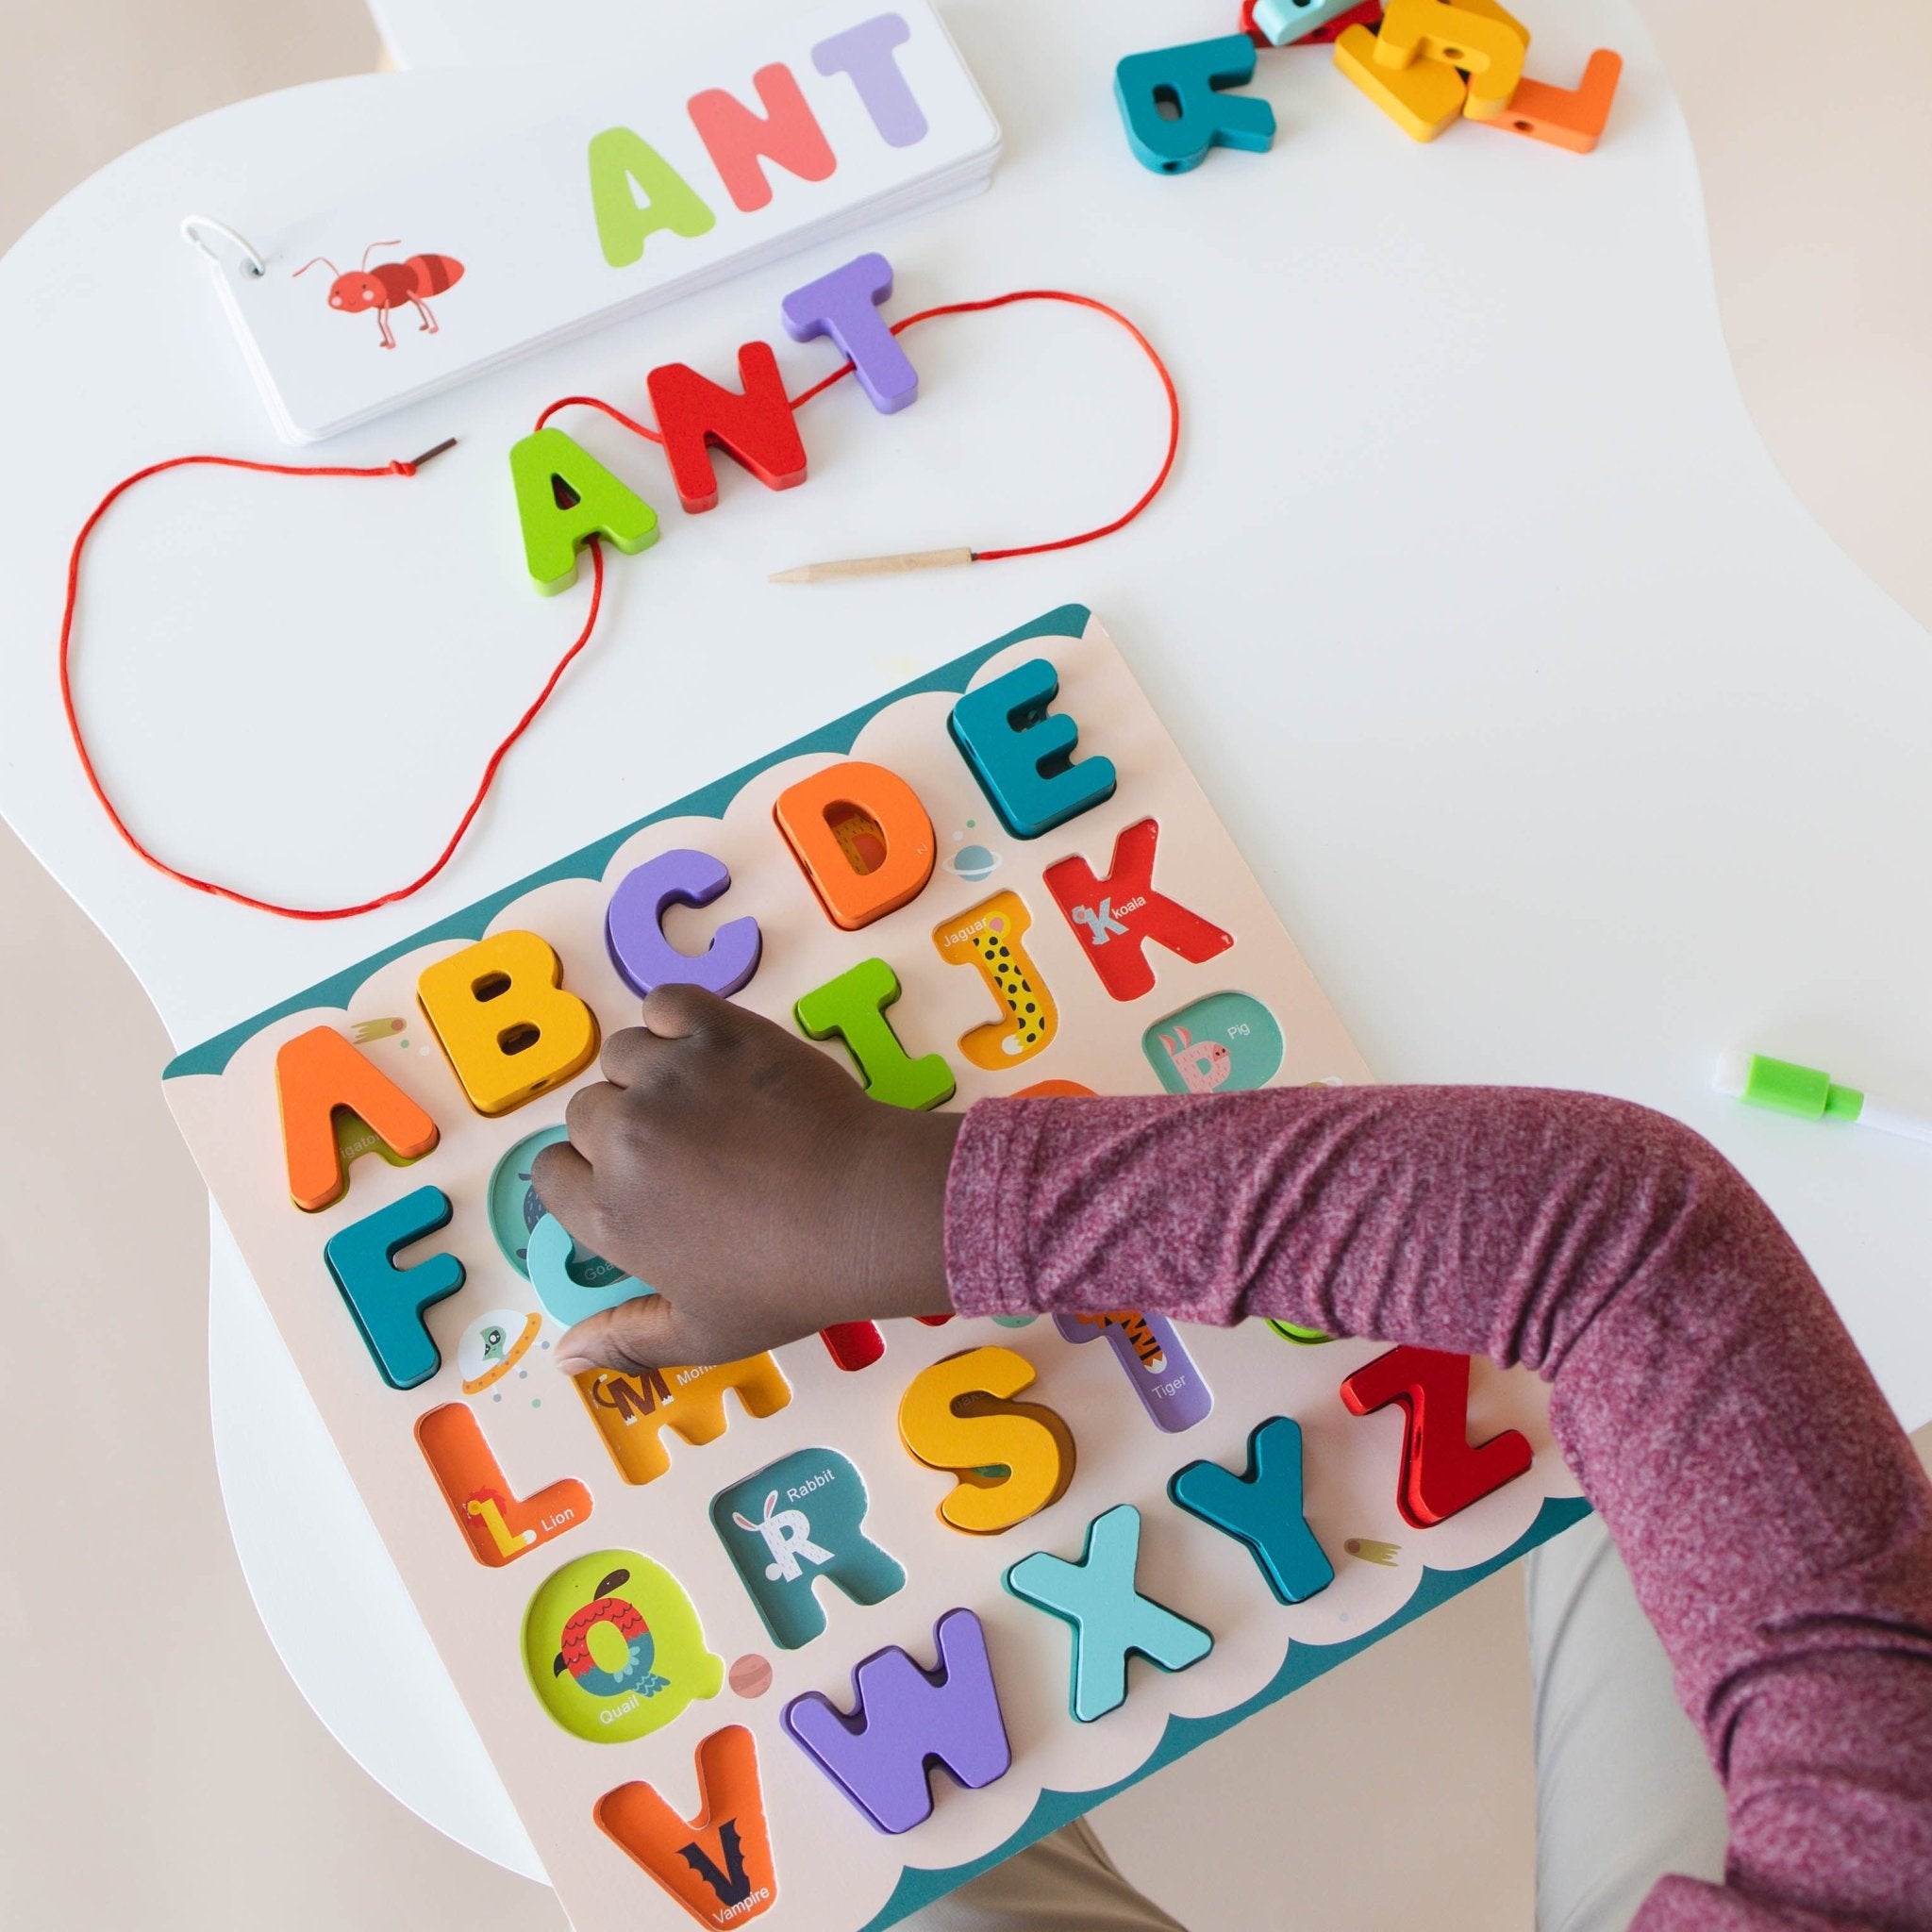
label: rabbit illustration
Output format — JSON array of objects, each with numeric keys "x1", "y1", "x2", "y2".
[{"x1": 731, "y1": 1491, "x2": 834, "y2": 1583}]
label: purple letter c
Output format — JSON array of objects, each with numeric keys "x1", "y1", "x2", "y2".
[{"x1": 606, "y1": 848, "x2": 762, "y2": 1000}]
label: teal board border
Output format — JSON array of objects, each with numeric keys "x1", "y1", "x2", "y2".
[
  {"x1": 861, "y1": 1494, "x2": 1594, "y2": 1929},
  {"x1": 164, "y1": 603, "x2": 1091, "y2": 1082}
]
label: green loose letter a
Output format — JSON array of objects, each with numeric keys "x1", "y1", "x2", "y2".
[
  {"x1": 589, "y1": 127, "x2": 717, "y2": 268},
  {"x1": 508, "y1": 429, "x2": 660, "y2": 595}
]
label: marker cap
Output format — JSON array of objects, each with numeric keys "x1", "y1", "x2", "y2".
[{"x1": 1715, "y1": 1050, "x2": 1865, "y2": 1123}]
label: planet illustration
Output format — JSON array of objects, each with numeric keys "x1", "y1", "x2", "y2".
[
  {"x1": 945, "y1": 843, "x2": 1001, "y2": 883},
  {"x1": 728, "y1": 1653, "x2": 774, "y2": 1699},
  {"x1": 458, "y1": 1308, "x2": 542, "y2": 1393}
]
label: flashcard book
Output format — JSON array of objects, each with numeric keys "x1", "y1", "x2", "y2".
[{"x1": 198, "y1": 0, "x2": 999, "y2": 441}]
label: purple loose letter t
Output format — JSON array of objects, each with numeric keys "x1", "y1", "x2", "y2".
[{"x1": 782, "y1": 253, "x2": 919, "y2": 416}]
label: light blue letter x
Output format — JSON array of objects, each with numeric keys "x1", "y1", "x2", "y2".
[{"x1": 1005, "y1": 1505, "x2": 1213, "y2": 1723}]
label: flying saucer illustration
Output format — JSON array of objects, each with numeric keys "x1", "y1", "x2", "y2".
[{"x1": 459, "y1": 1309, "x2": 542, "y2": 1393}]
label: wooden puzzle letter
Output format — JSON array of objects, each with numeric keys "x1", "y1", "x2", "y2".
[
  {"x1": 1250, "y1": 0, "x2": 1373, "y2": 46},
  {"x1": 1340, "y1": 1345, "x2": 1533, "y2": 1527},
  {"x1": 898, "y1": 1346, "x2": 1074, "y2": 1533},
  {"x1": 687, "y1": 62, "x2": 838, "y2": 214},
  {"x1": 1169, "y1": 1416, "x2": 1334, "y2": 1603},
  {"x1": 812, "y1": 14, "x2": 927, "y2": 147},
  {"x1": 1333, "y1": 23, "x2": 1466, "y2": 142},
  {"x1": 576, "y1": 1356, "x2": 792, "y2": 1485},
  {"x1": 417, "y1": 930, "x2": 599, "y2": 1119},
  {"x1": 508, "y1": 427, "x2": 661, "y2": 596},
  {"x1": 711, "y1": 1449, "x2": 908, "y2": 1649},
  {"x1": 606, "y1": 848, "x2": 762, "y2": 1000},
  {"x1": 794, "y1": 958, "x2": 955, "y2": 1110},
  {"x1": 526, "y1": 1210, "x2": 645, "y2": 1326},
  {"x1": 1374, "y1": 0, "x2": 1527, "y2": 121},
  {"x1": 932, "y1": 890, "x2": 1058, "y2": 1070},
  {"x1": 416, "y1": 1402, "x2": 591, "y2": 1568},
  {"x1": 1482, "y1": 48, "x2": 1622, "y2": 153},
  {"x1": 646, "y1": 342, "x2": 808, "y2": 515},
  {"x1": 774, "y1": 760, "x2": 936, "y2": 930},
  {"x1": 1042, "y1": 818, "x2": 1233, "y2": 1003},
  {"x1": 1112, "y1": 35, "x2": 1276, "y2": 175},
  {"x1": 781, "y1": 252, "x2": 917, "y2": 414},
  {"x1": 596, "y1": 1726, "x2": 778, "y2": 1926},
  {"x1": 1004, "y1": 1505, "x2": 1214, "y2": 1723},
  {"x1": 948, "y1": 658, "x2": 1117, "y2": 841},
  {"x1": 322, "y1": 1185, "x2": 466, "y2": 1391},
  {"x1": 587, "y1": 126, "x2": 717, "y2": 269},
  {"x1": 819, "y1": 1321, "x2": 887, "y2": 1372},
  {"x1": 275, "y1": 1024, "x2": 439, "y2": 1213},
  {"x1": 781, "y1": 1608, "x2": 1012, "y2": 1833}
]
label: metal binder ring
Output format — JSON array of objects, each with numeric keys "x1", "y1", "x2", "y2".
[{"x1": 179, "y1": 216, "x2": 267, "y2": 277}]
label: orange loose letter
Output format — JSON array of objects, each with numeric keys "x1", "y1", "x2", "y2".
[
  {"x1": 417, "y1": 931, "x2": 599, "y2": 1118},
  {"x1": 276, "y1": 1024, "x2": 439, "y2": 1213}
]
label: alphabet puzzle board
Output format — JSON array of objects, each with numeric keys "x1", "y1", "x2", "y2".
[{"x1": 164, "y1": 604, "x2": 1584, "y2": 1931}]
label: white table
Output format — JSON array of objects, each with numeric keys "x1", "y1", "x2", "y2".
[{"x1": 4, "y1": 0, "x2": 1928, "y2": 1900}]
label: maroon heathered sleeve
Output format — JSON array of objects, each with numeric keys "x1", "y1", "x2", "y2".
[{"x1": 943, "y1": 1087, "x2": 1932, "y2": 1930}]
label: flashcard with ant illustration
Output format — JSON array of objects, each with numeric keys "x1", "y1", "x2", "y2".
[
  {"x1": 164, "y1": 606, "x2": 1586, "y2": 1931},
  {"x1": 195, "y1": 0, "x2": 1000, "y2": 441}
]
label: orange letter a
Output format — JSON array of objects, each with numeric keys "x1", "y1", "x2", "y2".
[{"x1": 276, "y1": 1024, "x2": 440, "y2": 1213}]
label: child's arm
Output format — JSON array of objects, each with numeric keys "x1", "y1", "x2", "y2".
[
  {"x1": 539, "y1": 989, "x2": 1932, "y2": 1932},
  {"x1": 947, "y1": 1084, "x2": 1932, "y2": 1930}
]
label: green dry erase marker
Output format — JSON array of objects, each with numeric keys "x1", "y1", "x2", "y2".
[{"x1": 1713, "y1": 1050, "x2": 1932, "y2": 1148}]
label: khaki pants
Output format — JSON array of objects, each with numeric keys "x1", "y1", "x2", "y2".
[{"x1": 908, "y1": 1517, "x2": 1726, "y2": 1931}]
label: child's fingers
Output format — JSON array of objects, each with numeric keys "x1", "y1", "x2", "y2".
[
  {"x1": 640, "y1": 983, "x2": 758, "y2": 1044},
  {"x1": 600, "y1": 1024, "x2": 679, "y2": 1090},
  {"x1": 553, "y1": 1293, "x2": 684, "y2": 1378},
  {"x1": 562, "y1": 1079, "x2": 624, "y2": 1157},
  {"x1": 602, "y1": 989, "x2": 758, "y2": 1086},
  {"x1": 529, "y1": 1139, "x2": 598, "y2": 1239}
]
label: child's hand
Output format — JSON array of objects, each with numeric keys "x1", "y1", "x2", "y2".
[{"x1": 532, "y1": 986, "x2": 958, "y2": 1377}]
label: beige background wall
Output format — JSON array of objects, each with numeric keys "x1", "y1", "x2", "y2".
[{"x1": 1, "y1": 4, "x2": 1926, "y2": 1927}]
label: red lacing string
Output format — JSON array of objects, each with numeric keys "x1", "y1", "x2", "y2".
[
  {"x1": 60, "y1": 288, "x2": 1177, "y2": 921},
  {"x1": 58, "y1": 443, "x2": 605, "y2": 922}
]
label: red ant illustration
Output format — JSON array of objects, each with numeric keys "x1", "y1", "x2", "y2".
[{"x1": 294, "y1": 241, "x2": 466, "y2": 350}]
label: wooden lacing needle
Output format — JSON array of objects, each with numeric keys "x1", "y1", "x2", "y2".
[{"x1": 769, "y1": 545, "x2": 976, "y2": 585}]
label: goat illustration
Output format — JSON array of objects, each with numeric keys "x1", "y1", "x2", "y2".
[
  {"x1": 731, "y1": 1491, "x2": 834, "y2": 1584},
  {"x1": 1160, "y1": 1024, "x2": 1232, "y2": 1094}
]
